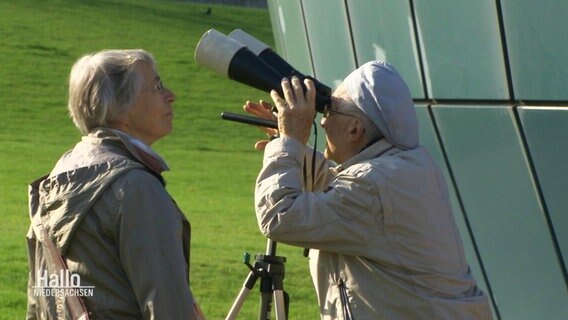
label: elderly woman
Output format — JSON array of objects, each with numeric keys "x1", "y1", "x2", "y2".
[{"x1": 27, "y1": 49, "x2": 204, "y2": 319}]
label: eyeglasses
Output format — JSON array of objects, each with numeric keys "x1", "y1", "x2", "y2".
[
  {"x1": 152, "y1": 79, "x2": 165, "y2": 93},
  {"x1": 322, "y1": 105, "x2": 360, "y2": 119}
]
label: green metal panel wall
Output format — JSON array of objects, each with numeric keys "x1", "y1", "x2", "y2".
[
  {"x1": 415, "y1": 106, "x2": 492, "y2": 299},
  {"x1": 412, "y1": 0, "x2": 509, "y2": 99},
  {"x1": 300, "y1": 0, "x2": 355, "y2": 86},
  {"x1": 500, "y1": 2, "x2": 568, "y2": 100},
  {"x1": 268, "y1": 0, "x2": 568, "y2": 318},
  {"x1": 346, "y1": 0, "x2": 425, "y2": 99},
  {"x1": 266, "y1": 0, "x2": 313, "y2": 75},
  {"x1": 432, "y1": 105, "x2": 568, "y2": 318},
  {"x1": 518, "y1": 107, "x2": 568, "y2": 267},
  {"x1": 265, "y1": 0, "x2": 285, "y2": 59}
]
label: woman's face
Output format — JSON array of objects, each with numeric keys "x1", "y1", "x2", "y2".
[{"x1": 115, "y1": 62, "x2": 176, "y2": 145}]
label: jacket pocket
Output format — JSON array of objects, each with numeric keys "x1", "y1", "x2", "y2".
[{"x1": 338, "y1": 280, "x2": 354, "y2": 320}]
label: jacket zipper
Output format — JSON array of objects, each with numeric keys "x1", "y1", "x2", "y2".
[{"x1": 338, "y1": 279, "x2": 354, "y2": 320}]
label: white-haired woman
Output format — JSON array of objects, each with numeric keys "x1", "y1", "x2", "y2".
[{"x1": 27, "y1": 49, "x2": 205, "y2": 319}]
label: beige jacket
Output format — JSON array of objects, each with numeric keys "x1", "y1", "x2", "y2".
[
  {"x1": 255, "y1": 137, "x2": 493, "y2": 320},
  {"x1": 27, "y1": 128, "x2": 198, "y2": 319}
]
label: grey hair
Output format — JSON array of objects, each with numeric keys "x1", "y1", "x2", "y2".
[{"x1": 67, "y1": 49, "x2": 156, "y2": 135}]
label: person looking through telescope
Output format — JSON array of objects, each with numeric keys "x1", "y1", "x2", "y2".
[
  {"x1": 26, "y1": 49, "x2": 205, "y2": 320},
  {"x1": 245, "y1": 61, "x2": 493, "y2": 319}
]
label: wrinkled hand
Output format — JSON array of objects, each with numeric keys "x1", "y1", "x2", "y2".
[
  {"x1": 243, "y1": 100, "x2": 278, "y2": 150},
  {"x1": 270, "y1": 77, "x2": 316, "y2": 145}
]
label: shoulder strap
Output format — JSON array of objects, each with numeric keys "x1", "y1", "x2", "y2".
[
  {"x1": 45, "y1": 229, "x2": 90, "y2": 320},
  {"x1": 38, "y1": 225, "x2": 90, "y2": 320},
  {"x1": 29, "y1": 173, "x2": 96, "y2": 320}
]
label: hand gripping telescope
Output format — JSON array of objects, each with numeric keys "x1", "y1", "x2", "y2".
[{"x1": 194, "y1": 29, "x2": 331, "y2": 116}]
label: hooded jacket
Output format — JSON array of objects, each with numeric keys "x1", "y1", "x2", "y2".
[
  {"x1": 255, "y1": 137, "x2": 493, "y2": 319},
  {"x1": 26, "y1": 128, "x2": 197, "y2": 320}
]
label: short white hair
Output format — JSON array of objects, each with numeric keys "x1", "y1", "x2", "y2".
[{"x1": 67, "y1": 49, "x2": 156, "y2": 135}]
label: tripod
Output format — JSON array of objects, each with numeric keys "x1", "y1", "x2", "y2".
[{"x1": 225, "y1": 239, "x2": 289, "y2": 320}]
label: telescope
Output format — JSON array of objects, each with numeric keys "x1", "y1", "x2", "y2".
[
  {"x1": 194, "y1": 29, "x2": 331, "y2": 113},
  {"x1": 228, "y1": 29, "x2": 332, "y2": 107}
]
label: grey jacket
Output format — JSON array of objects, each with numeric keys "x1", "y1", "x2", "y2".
[
  {"x1": 27, "y1": 128, "x2": 198, "y2": 319},
  {"x1": 255, "y1": 137, "x2": 493, "y2": 320}
]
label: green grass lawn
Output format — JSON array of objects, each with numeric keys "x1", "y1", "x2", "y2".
[{"x1": 0, "y1": 0, "x2": 319, "y2": 318}]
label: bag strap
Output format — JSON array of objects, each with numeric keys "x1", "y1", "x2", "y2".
[{"x1": 40, "y1": 226, "x2": 90, "y2": 320}]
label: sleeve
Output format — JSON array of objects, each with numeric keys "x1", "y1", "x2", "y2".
[
  {"x1": 117, "y1": 171, "x2": 199, "y2": 320},
  {"x1": 255, "y1": 137, "x2": 383, "y2": 256}
]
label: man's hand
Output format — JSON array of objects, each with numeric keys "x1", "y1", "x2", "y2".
[
  {"x1": 243, "y1": 100, "x2": 278, "y2": 150},
  {"x1": 270, "y1": 76, "x2": 317, "y2": 145}
]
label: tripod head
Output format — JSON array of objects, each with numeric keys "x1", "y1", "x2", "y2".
[{"x1": 226, "y1": 239, "x2": 289, "y2": 320}]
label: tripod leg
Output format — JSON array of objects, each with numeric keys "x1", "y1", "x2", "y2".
[
  {"x1": 270, "y1": 263, "x2": 288, "y2": 320},
  {"x1": 258, "y1": 271, "x2": 275, "y2": 320},
  {"x1": 259, "y1": 290, "x2": 273, "y2": 320},
  {"x1": 226, "y1": 271, "x2": 258, "y2": 320},
  {"x1": 273, "y1": 290, "x2": 287, "y2": 320},
  {"x1": 226, "y1": 286, "x2": 251, "y2": 320}
]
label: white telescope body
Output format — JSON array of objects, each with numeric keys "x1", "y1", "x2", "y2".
[
  {"x1": 194, "y1": 29, "x2": 245, "y2": 77},
  {"x1": 228, "y1": 29, "x2": 270, "y2": 56}
]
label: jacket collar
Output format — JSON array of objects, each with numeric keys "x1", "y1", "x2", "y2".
[
  {"x1": 332, "y1": 138, "x2": 397, "y2": 174},
  {"x1": 88, "y1": 128, "x2": 169, "y2": 175}
]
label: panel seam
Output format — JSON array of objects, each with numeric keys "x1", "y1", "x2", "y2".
[
  {"x1": 298, "y1": 0, "x2": 316, "y2": 77},
  {"x1": 408, "y1": 0, "x2": 429, "y2": 99},
  {"x1": 495, "y1": 0, "x2": 515, "y2": 100},
  {"x1": 343, "y1": 0, "x2": 359, "y2": 67},
  {"x1": 413, "y1": 99, "x2": 568, "y2": 106}
]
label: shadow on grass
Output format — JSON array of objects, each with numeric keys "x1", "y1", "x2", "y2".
[{"x1": 23, "y1": 44, "x2": 72, "y2": 58}]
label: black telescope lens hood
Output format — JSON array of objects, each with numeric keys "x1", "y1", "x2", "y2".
[{"x1": 227, "y1": 47, "x2": 285, "y2": 96}]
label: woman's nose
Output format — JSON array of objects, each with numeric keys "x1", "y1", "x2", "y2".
[{"x1": 165, "y1": 88, "x2": 176, "y2": 103}]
